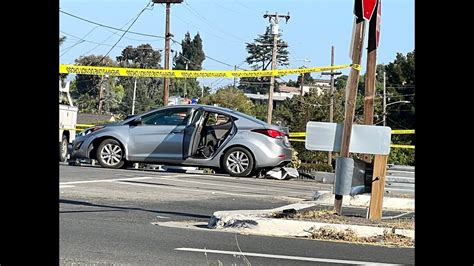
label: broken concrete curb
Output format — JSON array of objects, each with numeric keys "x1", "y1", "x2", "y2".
[
  {"x1": 314, "y1": 191, "x2": 414, "y2": 211},
  {"x1": 208, "y1": 200, "x2": 414, "y2": 241}
]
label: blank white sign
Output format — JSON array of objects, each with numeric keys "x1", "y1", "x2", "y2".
[{"x1": 305, "y1": 122, "x2": 391, "y2": 155}]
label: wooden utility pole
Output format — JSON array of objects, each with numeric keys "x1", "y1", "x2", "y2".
[
  {"x1": 299, "y1": 72, "x2": 305, "y2": 96},
  {"x1": 321, "y1": 46, "x2": 342, "y2": 166},
  {"x1": 98, "y1": 75, "x2": 106, "y2": 114},
  {"x1": 263, "y1": 12, "x2": 290, "y2": 124},
  {"x1": 131, "y1": 77, "x2": 137, "y2": 115},
  {"x1": 368, "y1": 154, "x2": 388, "y2": 221},
  {"x1": 266, "y1": 33, "x2": 277, "y2": 123},
  {"x1": 163, "y1": 3, "x2": 171, "y2": 106},
  {"x1": 334, "y1": 17, "x2": 366, "y2": 215},
  {"x1": 153, "y1": 0, "x2": 183, "y2": 106},
  {"x1": 233, "y1": 65, "x2": 237, "y2": 88},
  {"x1": 183, "y1": 60, "x2": 188, "y2": 98},
  {"x1": 362, "y1": 0, "x2": 380, "y2": 163}
]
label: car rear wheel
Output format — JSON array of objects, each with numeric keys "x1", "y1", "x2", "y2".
[
  {"x1": 222, "y1": 147, "x2": 254, "y2": 177},
  {"x1": 96, "y1": 139, "x2": 125, "y2": 169},
  {"x1": 59, "y1": 135, "x2": 68, "y2": 162}
]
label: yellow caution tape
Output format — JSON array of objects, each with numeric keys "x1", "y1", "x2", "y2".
[
  {"x1": 391, "y1": 129, "x2": 415, "y2": 134},
  {"x1": 288, "y1": 132, "x2": 306, "y2": 137},
  {"x1": 288, "y1": 129, "x2": 414, "y2": 138},
  {"x1": 288, "y1": 139, "x2": 306, "y2": 142},
  {"x1": 390, "y1": 144, "x2": 415, "y2": 149},
  {"x1": 351, "y1": 64, "x2": 362, "y2": 70},
  {"x1": 77, "y1": 123, "x2": 96, "y2": 127},
  {"x1": 59, "y1": 64, "x2": 355, "y2": 78}
]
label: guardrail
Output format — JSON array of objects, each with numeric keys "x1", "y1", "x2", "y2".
[{"x1": 288, "y1": 129, "x2": 415, "y2": 149}]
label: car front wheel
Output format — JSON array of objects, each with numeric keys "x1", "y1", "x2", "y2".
[
  {"x1": 222, "y1": 147, "x2": 254, "y2": 177},
  {"x1": 96, "y1": 139, "x2": 125, "y2": 169}
]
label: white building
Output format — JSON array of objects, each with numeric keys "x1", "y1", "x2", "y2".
[{"x1": 245, "y1": 79, "x2": 331, "y2": 106}]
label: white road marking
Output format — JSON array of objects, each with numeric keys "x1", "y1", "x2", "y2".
[
  {"x1": 182, "y1": 174, "x2": 322, "y2": 190},
  {"x1": 59, "y1": 185, "x2": 75, "y2": 188},
  {"x1": 175, "y1": 248, "x2": 400, "y2": 265},
  {"x1": 148, "y1": 177, "x2": 314, "y2": 195},
  {"x1": 59, "y1": 176, "x2": 176, "y2": 185},
  {"x1": 114, "y1": 181, "x2": 270, "y2": 198}
]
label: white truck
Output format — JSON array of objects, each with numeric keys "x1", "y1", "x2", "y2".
[{"x1": 59, "y1": 80, "x2": 78, "y2": 162}]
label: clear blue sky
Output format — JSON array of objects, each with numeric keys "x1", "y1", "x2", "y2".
[{"x1": 60, "y1": 0, "x2": 414, "y2": 89}]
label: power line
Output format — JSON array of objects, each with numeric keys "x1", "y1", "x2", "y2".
[
  {"x1": 233, "y1": 0, "x2": 260, "y2": 15},
  {"x1": 170, "y1": 36, "x2": 247, "y2": 70},
  {"x1": 386, "y1": 117, "x2": 409, "y2": 129},
  {"x1": 183, "y1": 0, "x2": 249, "y2": 43},
  {"x1": 102, "y1": 27, "x2": 163, "y2": 43},
  {"x1": 60, "y1": 31, "x2": 163, "y2": 52},
  {"x1": 60, "y1": 9, "x2": 166, "y2": 40},
  {"x1": 83, "y1": 9, "x2": 153, "y2": 56},
  {"x1": 171, "y1": 10, "x2": 239, "y2": 44},
  {"x1": 61, "y1": 9, "x2": 246, "y2": 70},
  {"x1": 99, "y1": 2, "x2": 153, "y2": 63},
  {"x1": 60, "y1": 26, "x2": 99, "y2": 56},
  {"x1": 210, "y1": 0, "x2": 247, "y2": 16}
]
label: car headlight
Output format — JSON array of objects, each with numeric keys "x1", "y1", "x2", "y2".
[{"x1": 77, "y1": 126, "x2": 105, "y2": 137}]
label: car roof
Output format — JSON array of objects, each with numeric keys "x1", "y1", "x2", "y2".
[{"x1": 119, "y1": 104, "x2": 269, "y2": 127}]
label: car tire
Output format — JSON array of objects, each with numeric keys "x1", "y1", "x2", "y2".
[
  {"x1": 59, "y1": 135, "x2": 68, "y2": 162},
  {"x1": 222, "y1": 147, "x2": 254, "y2": 177},
  {"x1": 96, "y1": 139, "x2": 125, "y2": 169}
]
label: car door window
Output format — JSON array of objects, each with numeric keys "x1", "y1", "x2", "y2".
[
  {"x1": 206, "y1": 113, "x2": 230, "y2": 126},
  {"x1": 141, "y1": 108, "x2": 191, "y2": 126}
]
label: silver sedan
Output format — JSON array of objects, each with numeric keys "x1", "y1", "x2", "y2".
[{"x1": 71, "y1": 105, "x2": 292, "y2": 177}]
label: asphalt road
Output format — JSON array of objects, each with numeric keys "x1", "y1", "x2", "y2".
[{"x1": 60, "y1": 164, "x2": 414, "y2": 265}]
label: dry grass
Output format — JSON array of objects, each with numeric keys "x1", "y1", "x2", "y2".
[
  {"x1": 307, "y1": 226, "x2": 414, "y2": 247},
  {"x1": 271, "y1": 209, "x2": 414, "y2": 246},
  {"x1": 284, "y1": 209, "x2": 414, "y2": 230}
]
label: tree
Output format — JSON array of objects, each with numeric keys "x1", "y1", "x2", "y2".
[
  {"x1": 116, "y1": 44, "x2": 163, "y2": 116},
  {"x1": 70, "y1": 55, "x2": 124, "y2": 114},
  {"x1": 384, "y1": 50, "x2": 415, "y2": 130},
  {"x1": 174, "y1": 32, "x2": 205, "y2": 71},
  {"x1": 173, "y1": 32, "x2": 206, "y2": 98},
  {"x1": 273, "y1": 88, "x2": 346, "y2": 171},
  {"x1": 245, "y1": 26, "x2": 289, "y2": 70},
  {"x1": 239, "y1": 26, "x2": 289, "y2": 94},
  {"x1": 60, "y1": 36, "x2": 66, "y2": 46},
  {"x1": 296, "y1": 72, "x2": 314, "y2": 87},
  {"x1": 200, "y1": 86, "x2": 254, "y2": 114},
  {"x1": 383, "y1": 50, "x2": 415, "y2": 166},
  {"x1": 116, "y1": 44, "x2": 161, "y2": 68}
]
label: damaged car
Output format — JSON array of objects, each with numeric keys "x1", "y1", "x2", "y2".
[{"x1": 71, "y1": 105, "x2": 292, "y2": 177}]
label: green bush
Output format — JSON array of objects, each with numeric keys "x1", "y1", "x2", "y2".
[{"x1": 389, "y1": 148, "x2": 415, "y2": 166}]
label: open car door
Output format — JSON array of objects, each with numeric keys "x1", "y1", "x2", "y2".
[{"x1": 183, "y1": 108, "x2": 206, "y2": 159}]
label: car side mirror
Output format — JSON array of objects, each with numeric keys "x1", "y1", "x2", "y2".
[{"x1": 131, "y1": 116, "x2": 142, "y2": 126}]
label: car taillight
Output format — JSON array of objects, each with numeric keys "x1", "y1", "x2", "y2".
[{"x1": 251, "y1": 129, "x2": 286, "y2": 138}]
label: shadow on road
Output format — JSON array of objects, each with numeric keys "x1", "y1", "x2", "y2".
[{"x1": 59, "y1": 198, "x2": 211, "y2": 219}]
